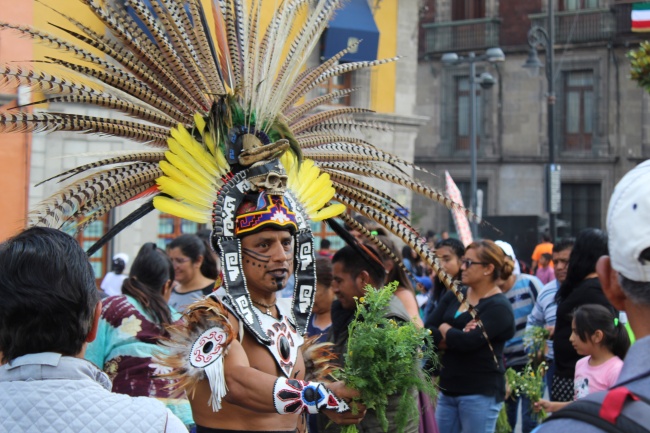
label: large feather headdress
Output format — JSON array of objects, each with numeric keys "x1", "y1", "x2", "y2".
[{"x1": 0, "y1": 0, "x2": 497, "y2": 362}]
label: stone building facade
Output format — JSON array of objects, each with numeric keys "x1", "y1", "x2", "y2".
[{"x1": 413, "y1": 0, "x2": 650, "y2": 257}]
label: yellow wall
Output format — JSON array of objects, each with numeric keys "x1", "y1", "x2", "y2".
[
  {"x1": 247, "y1": 0, "x2": 399, "y2": 114},
  {"x1": 371, "y1": 0, "x2": 397, "y2": 113}
]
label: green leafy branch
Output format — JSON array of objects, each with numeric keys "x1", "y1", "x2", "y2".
[
  {"x1": 629, "y1": 41, "x2": 650, "y2": 94},
  {"x1": 337, "y1": 281, "x2": 438, "y2": 433},
  {"x1": 505, "y1": 362, "x2": 548, "y2": 423}
]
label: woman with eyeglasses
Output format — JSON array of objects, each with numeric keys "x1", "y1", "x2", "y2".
[
  {"x1": 425, "y1": 239, "x2": 515, "y2": 433},
  {"x1": 85, "y1": 242, "x2": 193, "y2": 428},
  {"x1": 166, "y1": 234, "x2": 220, "y2": 311}
]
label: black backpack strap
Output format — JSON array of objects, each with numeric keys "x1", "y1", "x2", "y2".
[{"x1": 546, "y1": 387, "x2": 650, "y2": 433}]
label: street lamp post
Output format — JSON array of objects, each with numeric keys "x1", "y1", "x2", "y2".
[
  {"x1": 523, "y1": 2, "x2": 559, "y2": 241},
  {"x1": 442, "y1": 48, "x2": 505, "y2": 239}
]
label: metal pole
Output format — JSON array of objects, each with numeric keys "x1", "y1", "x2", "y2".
[
  {"x1": 547, "y1": 0, "x2": 556, "y2": 241},
  {"x1": 469, "y1": 53, "x2": 478, "y2": 238}
]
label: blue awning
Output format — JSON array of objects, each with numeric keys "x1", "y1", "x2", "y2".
[{"x1": 321, "y1": 0, "x2": 380, "y2": 62}]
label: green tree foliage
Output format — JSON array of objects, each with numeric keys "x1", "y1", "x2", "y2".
[{"x1": 629, "y1": 41, "x2": 650, "y2": 93}]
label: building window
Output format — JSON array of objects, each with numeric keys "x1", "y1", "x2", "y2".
[
  {"x1": 559, "y1": 183, "x2": 601, "y2": 237},
  {"x1": 563, "y1": 70, "x2": 594, "y2": 151},
  {"x1": 452, "y1": 0, "x2": 485, "y2": 20},
  {"x1": 447, "y1": 180, "x2": 488, "y2": 233},
  {"x1": 455, "y1": 76, "x2": 482, "y2": 151},
  {"x1": 560, "y1": 0, "x2": 599, "y2": 11},
  {"x1": 76, "y1": 214, "x2": 109, "y2": 288},
  {"x1": 315, "y1": 74, "x2": 352, "y2": 106},
  {"x1": 157, "y1": 214, "x2": 202, "y2": 248}
]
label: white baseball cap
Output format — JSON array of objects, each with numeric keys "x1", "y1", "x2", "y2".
[
  {"x1": 113, "y1": 253, "x2": 129, "y2": 266},
  {"x1": 607, "y1": 160, "x2": 650, "y2": 282}
]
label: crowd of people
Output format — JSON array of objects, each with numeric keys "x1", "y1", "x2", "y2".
[{"x1": 2, "y1": 164, "x2": 650, "y2": 433}]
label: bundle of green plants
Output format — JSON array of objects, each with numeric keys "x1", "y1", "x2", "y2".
[
  {"x1": 495, "y1": 403, "x2": 512, "y2": 433},
  {"x1": 523, "y1": 326, "x2": 550, "y2": 368},
  {"x1": 505, "y1": 362, "x2": 548, "y2": 423},
  {"x1": 337, "y1": 281, "x2": 438, "y2": 433}
]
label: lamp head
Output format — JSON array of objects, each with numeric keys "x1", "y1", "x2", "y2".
[
  {"x1": 522, "y1": 47, "x2": 544, "y2": 78},
  {"x1": 478, "y1": 72, "x2": 496, "y2": 90},
  {"x1": 485, "y1": 47, "x2": 505, "y2": 63},
  {"x1": 441, "y1": 52, "x2": 459, "y2": 65}
]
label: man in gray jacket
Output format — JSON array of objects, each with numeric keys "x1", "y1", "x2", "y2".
[
  {"x1": 0, "y1": 227, "x2": 186, "y2": 433},
  {"x1": 536, "y1": 160, "x2": 650, "y2": 432}
]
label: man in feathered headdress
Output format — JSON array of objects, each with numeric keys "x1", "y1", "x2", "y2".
[{"x1": 160, "y1": 164, "x2": 365, "y2": 432}]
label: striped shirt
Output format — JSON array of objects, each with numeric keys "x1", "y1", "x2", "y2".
[
  {"x1": 503, "y1": 274, "x2": 542, "y2": 368},
  {"x1": 526, "y1": 279, "x2": 559, "y2": 359}
]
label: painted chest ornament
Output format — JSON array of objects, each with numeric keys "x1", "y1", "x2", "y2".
[
  {"x1": 256, "y1": 305, "x2": 305, "y2": 377},
  {"x1": 189, "y1": 327, "x2": 229, "y2": 411}
]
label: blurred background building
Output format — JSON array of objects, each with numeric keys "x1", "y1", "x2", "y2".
[{"x1": 413, "y1": 0, "x2": 650, "y2": 260}]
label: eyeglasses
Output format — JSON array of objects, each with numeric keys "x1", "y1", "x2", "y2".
[
  {"x1": 461, "y1": 259, "x2": 488, "y2": 268},
  {"x1": 171, "y1": 257, "x2": 191, "y2": 265}
]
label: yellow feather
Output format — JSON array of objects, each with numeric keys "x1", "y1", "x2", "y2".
[
  {"x1": 170, "y1": 125, "x2": 220, "y2": 174},
  {"x1": 166, "y1": 137, "x2": 215, "y2": 182},
  {"x1": 296, "y1": 160, "x2": 318, "y2": 197},
  {"x1": 311, "y1": 203, "x2": 346, "y2": 221},
  {"x1": 301, "y1": 172, "x2": 331, "y2": 205},
  {"x1": 194, "y1": 113, "x2": 206, "y2": 134},
  {"x1": 159, "y1": 160, "x2": 199, "y2": 189},
  {"x1": 159, "y1": 161, "x2": 219, "y2": 202},
  {"x1": 156, "y1": 177, "x2": 214, "y2": 208},
  {"x1": 281, "y1": 152, "x2": 297, "y2": 173},
  {"x1": 165, "y1": 151, "x2": 214, "y2": 190},
  {"x1": 204, "y1": 132, "x2": 218, "y2": 159},
  {"x1": 210, "y1": 136, "x2": 230, "y2": 173},
  {"x1": 153, "y1": 196, "x2": 211, "y2": 224},
  {"x1": 304, "y1": 186, "x2": 336, "y2": 213}
]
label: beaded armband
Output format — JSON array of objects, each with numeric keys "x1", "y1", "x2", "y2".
[{"x1": 273, "y1": 378, "x2": 350, "y2": 415}]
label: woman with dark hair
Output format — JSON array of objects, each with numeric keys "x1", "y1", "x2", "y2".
[
  {"x1": 427, "y1": 239, "x2": 515, "y2": 433},
  {"x1": 167, "y1": 234, "x2": 219, "y2": 311},
  {"x1": 85, "y1": 243, "x2": 193, "y2": 427},
  {"x1": 427, "y1": 238, "x2": 465, "y2": 314},
  {"x1": 551, "y1": 228, "x2": 614, "y2": 403}
]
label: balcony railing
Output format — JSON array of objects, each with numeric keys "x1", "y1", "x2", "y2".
[
  {"x1": 529, "y1": 8, "x2": 615, "y2": 44},
  {"x1": 422, "y1": 18, "x2": 501, "y2": 55},
  {"x1": 612, "y1": 2, "x2": 641, "y2": 37}
]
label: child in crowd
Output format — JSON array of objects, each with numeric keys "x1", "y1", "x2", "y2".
[
  {"x1": 535, "y1": 253, "x2": 555, "y2": 285},
  {"x1": 534, "y1": 304, "x2": 630, "y2": 413}
]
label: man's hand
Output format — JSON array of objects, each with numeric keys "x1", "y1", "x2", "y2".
[{"x1": 322, "y1": 381, "x2": 366, "y2": 425}]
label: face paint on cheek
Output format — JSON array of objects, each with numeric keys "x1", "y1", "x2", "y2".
[{"x1": 242, "y1": 248, "x2": 271, "y2": 268}]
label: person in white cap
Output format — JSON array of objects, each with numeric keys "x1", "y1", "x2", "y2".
[
  {"x1": 100, "y1": 253, "x2": 129, "y2": 297},
  {"x1": 535, "y1": 160, "x2": 650, "y2": 431},
  {"x1": 495, "y1": 240, "x2": 544, "y2": 433}
]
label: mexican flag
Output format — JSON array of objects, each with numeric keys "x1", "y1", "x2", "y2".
[{"x1": 632, "y1": 3, "x2": 650, "y2": 33}]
